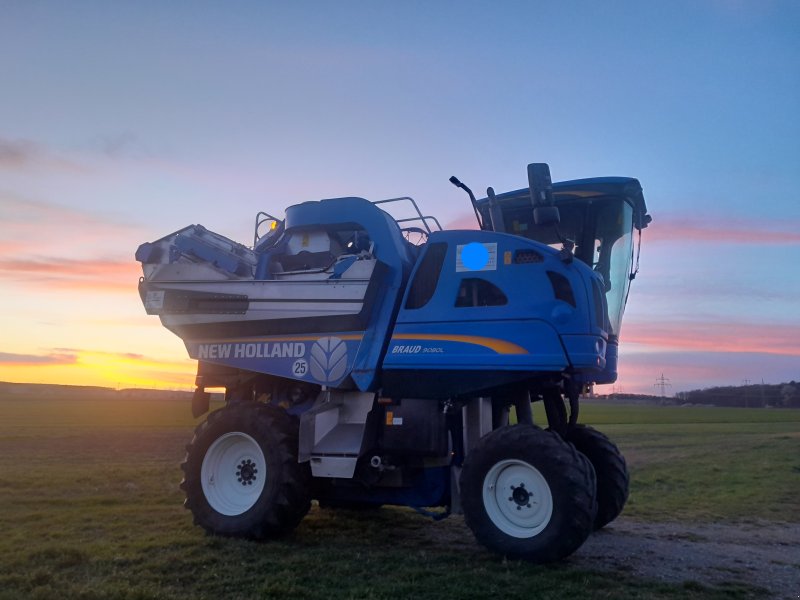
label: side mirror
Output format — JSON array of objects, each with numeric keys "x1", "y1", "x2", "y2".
[
  {"x1": 528, "y1": 163, "x2": 560, "y2": 226},
  {"x1": 533, "y1": 205, "x2": 560, "y2": 226}
]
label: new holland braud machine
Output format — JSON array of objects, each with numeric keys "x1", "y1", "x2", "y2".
[{"x1": 137, "y1": 163, "x2": 650, "y2": 562}]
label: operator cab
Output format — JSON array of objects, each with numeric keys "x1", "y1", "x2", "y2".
[{"x1": 475, "y1": 174, "x2": 650, "y2": 339}]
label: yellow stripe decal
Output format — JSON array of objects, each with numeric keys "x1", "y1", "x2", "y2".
[{"x1": 391, "y1": 334, "x2": 528, "y2": 355}]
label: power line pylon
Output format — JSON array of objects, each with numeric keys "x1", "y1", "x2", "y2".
[{"x1": 654, "y1": 373, "x2": 672, "y2": 397}]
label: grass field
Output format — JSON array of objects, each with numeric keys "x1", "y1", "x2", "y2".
[{"x1": 0, "y1": 394, "x2": 798, "y2": 599}]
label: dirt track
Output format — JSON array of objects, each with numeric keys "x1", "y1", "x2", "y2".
[{"x1": 570, "y1": 518, "x2": 800, "y2": 599}]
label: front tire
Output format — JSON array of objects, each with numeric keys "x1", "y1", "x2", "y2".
[
  {"x1": 460, "y1": 425, "x2": 597, "y2": 563},
  {"x1": 181, "y1": 403, "x2": 311, "y2": 539},
  {"x1": 567, "y1": 425, "x2": 629, "y2": 530}
]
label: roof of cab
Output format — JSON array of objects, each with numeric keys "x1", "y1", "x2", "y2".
[{"x1": 478, "y1": 176, "x2": 650, "y2": 229}]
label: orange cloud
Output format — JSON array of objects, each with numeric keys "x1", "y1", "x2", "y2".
[
  {"x1": 0, "y1": 348, "x2": 196, "y2": 390},
  {"x1": 0, "y1": 136, "x2": 86, "y2": 173},
  {"x1": 0, "y1": 240, "x2": 31, "y2": 255},
  {"x1": 0, "y1": 138, "x2": 43, "y2": 168},
  {"x1": 0, "y1": 351, "x2": 78, "y2": 365},
  {"x1": 623, "y1": 320, "x2": 800, "y2": 356},
  {"x1": 0, "y1": 256, "x2": 141, "y2": 292},
  {"x1": 1, "y1": 194, "x2": 140, "y2": 235},
  {"x1": 611, "y1": 347, "x2": 800, "y2": 395},
  {"x1": 645, "y1": 216, "x2": 800, "y2": 245},
  {"x1": 0, "y1": 193, "x2": 149, "y2": 292}
]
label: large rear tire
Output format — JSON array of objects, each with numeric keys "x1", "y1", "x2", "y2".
[
  {"x1": 567, "y1": 425, "x2": 629, "y2": 530},
  {"x1": 460, "y1": 425, "x2": 596, "y2": 563},
  {"x1": 181, "y1": 403, "x2": 311, "y2": 539}
]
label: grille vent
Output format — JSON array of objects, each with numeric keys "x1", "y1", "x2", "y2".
[{"x1": 513, "y1": 249, "x2": 544, "y2": 264}]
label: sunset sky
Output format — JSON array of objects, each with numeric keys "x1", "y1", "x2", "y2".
[{"x1": 1, "y1": 1, "x2": 798, "y2": 394}]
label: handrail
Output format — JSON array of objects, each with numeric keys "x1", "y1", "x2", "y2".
[
  {"x1": 373, "y1": 197, "x2": 442, "y2": 234},
  {"x1": 253, "y1": 211, "x2": 280, "y2": 247},
  {"x1": 254, "y1": 197, "x2": 441, "y2": 248},
  {"x1": 394, "y1": 215, "x2": 444, "y2": 232}
]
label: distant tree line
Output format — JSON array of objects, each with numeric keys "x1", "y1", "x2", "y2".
[
  {"x1": 0, "y1": 381, "x2": 192, "y2": 401},
  {"x1": 675, "y1": 382, "x2": 799, "y2": 408}
]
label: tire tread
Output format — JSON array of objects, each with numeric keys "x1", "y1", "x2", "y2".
[
  {"x1": 567, "y1": 424, "x2": 629, "y2": 529},
  {"x1": 460, "y1": 425, "x2": 596, "y2": 563},
  {"x1": 180, "y1": 403, "x2": 311, "y2": 539}
]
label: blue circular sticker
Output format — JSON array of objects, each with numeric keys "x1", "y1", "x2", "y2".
[{"x1": 462, "y1": 242, "x2": 489, "y2": 270}]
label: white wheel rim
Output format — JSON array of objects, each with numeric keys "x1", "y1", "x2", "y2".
[
  {"x1": 482, "y1": 459, "x2": 553, "y2": 538},
  {"x1": 201, "y1": 432, "x2": 266, "y2": 516}
]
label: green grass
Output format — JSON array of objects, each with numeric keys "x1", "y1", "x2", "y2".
[
  {"x1": 1, "y1": 395, "x2": 797, "y2": 599},
  {"x1": 574, "y1": 403, "x2": 800, "y2": 522}
]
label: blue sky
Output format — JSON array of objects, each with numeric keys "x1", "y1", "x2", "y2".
[{"x1": 1, "y1": 1, "x2": 798, "y2": 393}]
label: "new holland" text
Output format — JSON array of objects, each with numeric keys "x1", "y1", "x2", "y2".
[{"x1": 198, "y1": 343, "x2": 306, "y2": 360}]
